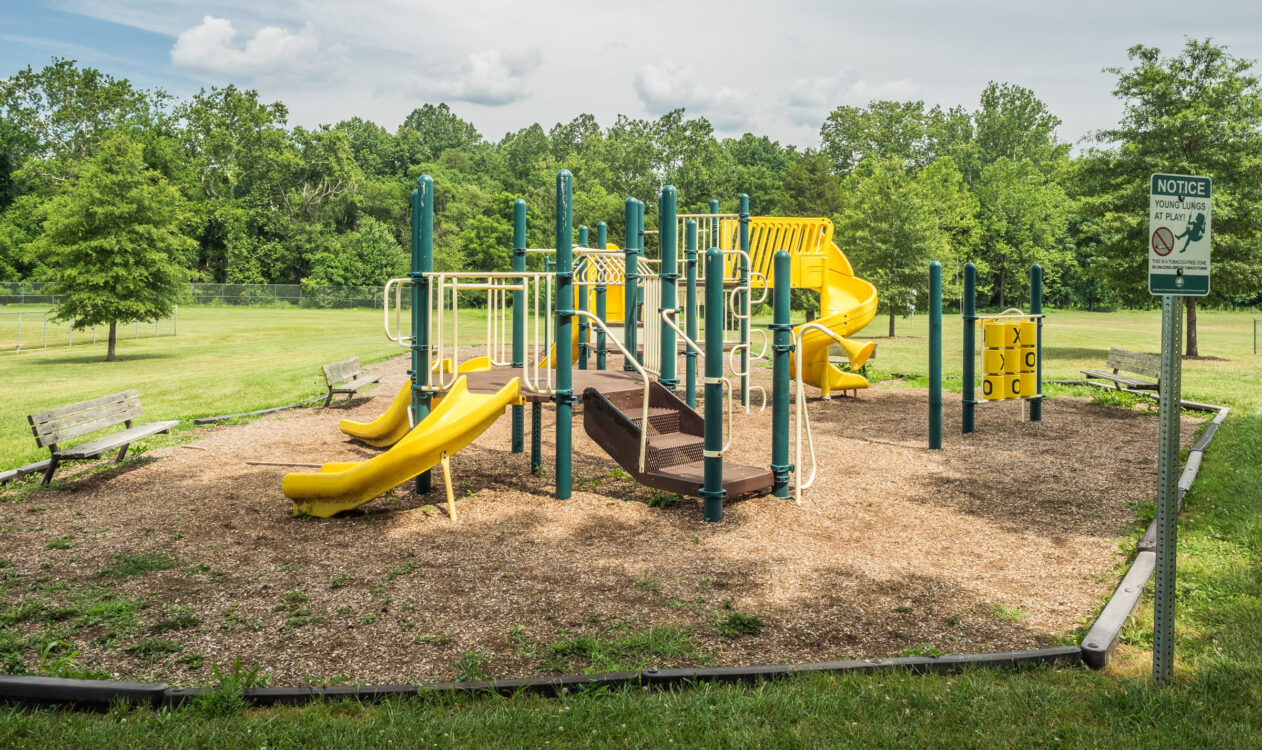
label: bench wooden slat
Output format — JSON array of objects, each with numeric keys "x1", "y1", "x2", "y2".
[
  {"x1": 332, "y1": 374, "x2": 381, "y2": 393},
  {"x1": 1080, "y1": 369, "x2": 1159, "y2": 389},
  {"x1": 55, "y1": 421, "x2": 178, "y2": 459},
  {"x1": 322, "y1": 357, "x2": 362, "y2": 386},
  {"x1": 31, "y1": 396, "x2": 141, "y2": 436},
  {"x1": 29, "y1": 390, "x2": 138, "y2": 425},
  {"x1": 1105, "y1": 348, "x2": 1160, "y2": 378}
]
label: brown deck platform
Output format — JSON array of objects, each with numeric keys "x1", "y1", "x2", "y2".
[{"x1": 463, "y1": 368, "x2": 645, "y2": 402}]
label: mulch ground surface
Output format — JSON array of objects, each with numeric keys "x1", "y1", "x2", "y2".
[{"x1": 0, "y1": 354, "x2": 1200, "y2": 685}]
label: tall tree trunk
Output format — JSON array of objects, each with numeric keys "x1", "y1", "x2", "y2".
[
  {"x1": 1185, "y1": 298, "x2": 1199, "y2": 358},
  {"x1": 889, "y1": 307, "x2": 895, "y2": 337},
  {"x1": 106, "y1": 321, "x2": 117, "y2": 362}
]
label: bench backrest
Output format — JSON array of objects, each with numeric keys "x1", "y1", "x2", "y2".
[
  {"x1": 29, "y1": 390, "x2": 142, "y2": 449},
  {"x1": 1106, "y1": 348, "x2": 1161, "y2": 379},
  {"x1": 322, "y1": 357, "x2": 362, "y2": 386}
]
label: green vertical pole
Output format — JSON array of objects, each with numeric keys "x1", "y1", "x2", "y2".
[
  {"x1": 738, "y1": 194, "x2": 750, "y2": 408},
  {"x1": 709, "y1": 199, "x2": 719, "y2": 251},
  {"x1": 531, "y1": 403, "x2": 542, "y2": 474},
  {"x1": 658, "y1": 186, "x2": 678, "y2": 392},
  {"x1": 596, "y1": 221, "x2": 608, "y2": 371},
  {"x1": 511, "y1": 199, "x2": 526, "y2": 454},
  {"x1": 555, "y1": 170, "x2": 574, "y2": 501},
  {"x1": 702, "y1": 247, "x2": 726, "y2": 522},
  {"x1": 1029, "y1": 264, "x2": 1043, "y2": 422},
  {"x1": 685, "y1": 220, "x2": 698, "y2": 408},
  {"x1": 962, "y1": 262, "x2": 976, "y2": 435},
  {"x1": 623, "y1": 198, "x2": 639, "y2": 372},
  {"x1": 929, "y1": 261, "x2": 942, "y2": 450},
  {"x1": 412, "y1": 176, "x2": 435, "y2": 494},
  {"x1": 577, "y1": 225, "x2": 589, "y2": 371},
  {"x1": 1153, "y1": 293, "x2": 1183, "y2": 683},
  {"x1": 770, "y1": 250, "x2": 792, "y2": 499}
]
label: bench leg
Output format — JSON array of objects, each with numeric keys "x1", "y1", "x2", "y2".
[
  {"x1": 323, "y1": 389, "x2": 334, "y2": 408},
  {"x1": 116, "y1": 444, "x2": 129, "y2": 463},
  {"x1": 41, "y1": 457, "x2": 59, "y2": 486}
]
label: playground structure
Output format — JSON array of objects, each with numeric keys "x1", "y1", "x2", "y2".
[{"x1": 283, "y1": 171, "x2": 879, "y2": 522}]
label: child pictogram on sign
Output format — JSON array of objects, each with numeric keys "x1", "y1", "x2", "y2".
[{"x1": 1176, "y1": 212, "x2": 1206, "y2": 253}]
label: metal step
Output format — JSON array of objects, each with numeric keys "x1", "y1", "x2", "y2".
[
  {"x1": 645, "y1": 460, "x2": 774, "y2": 497},
  {"x1": 630, "y1": 407, "x2": 680, "y2": 434},
  {"x1": 645, "y1": 432, "x2": 704, "y2": 472}
]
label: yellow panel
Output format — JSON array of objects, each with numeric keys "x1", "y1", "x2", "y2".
[
  {"x1": 983, "y1": 321, "x2": 1006, "y2": 349},
  {"x1": 1016, "y1": 320, "x2": 1036, "y2": 348},
  {"x1": 982, "y1": 373, "x2": 1005, "y2": 400},
  {"x1": 1005, "y1": 374, "x2": 1022, "y2": 399},
  {"x1": 1019, "y1": 371, "x2": 1036, "y2": 398},
  {"x1": 1020, "y1": 346, "x2": 1036, "y2": 371},
  {"x1": 1004, "y1": 347, "x2": 1020, "y2": 374},
  {"x1": 983, "y1": 348, "x2": 1007, "y2": 376}
]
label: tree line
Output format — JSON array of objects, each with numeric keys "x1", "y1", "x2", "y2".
[{"x1": 1, "y1": 38, "x2": 1259, "y2": 357}]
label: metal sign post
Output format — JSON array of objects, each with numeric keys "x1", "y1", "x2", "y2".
[{"x1": 1149, "y1": 173, "x2": 1210, "y2": 684}]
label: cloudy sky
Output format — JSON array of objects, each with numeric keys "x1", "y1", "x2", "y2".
[{"x1": 2, "y1": 1, "x2": 1259, "y2": 148}]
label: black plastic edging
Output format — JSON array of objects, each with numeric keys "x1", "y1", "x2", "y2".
[
  {"x1": 1082, "y1": 401, "x2": 1229, "y2": 668},
  {"x1": 0, "y1": 648, "x2": 1082, "y2": 710},
  {"x1": 193, "y1": 395, "x2": 325, "y2": 425}
]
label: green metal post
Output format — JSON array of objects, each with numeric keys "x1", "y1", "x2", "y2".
[
  {"x1": 770, "y1": 250, "x2": 792, "y2": 499},
  {"x1": 685, "y1": 220, "x2": 698, "y2": 408},
  {"x1": 929, "y1": 261, "x2": 942, "y2": 449},
  {"x1": 531, "y1": 403, "x2": 542, "y2": 474},
  {"x1": 511, "y1": 199, "x2": 526, "y2": 454},
  {"x1": 702, "y1": 248, "x2": 726, "y2": 522},
  {"x1": 1153, "y1": 293, "x2": 1184, "y2": 683},
  {"x1": 623, "y1": 198, "x2": 639, "y2": 371},
  {"x1": 412, "y1": 176, "x2": 435, "y2": 494},
  {"x1": 555, "y1": 170, "x2": 574, "y2": 500},
  {"x1": 1029, "y1": 264, "x2": 1043, "y2": 422},
  {"x1": 596, "y1": 222, "x2": 608, "y2": 371},
  {"x1": 658, "y1": 186, "x2": 678, "y2": 392},
  {"x1": 738, "y1": 193, "x2": 750, "y2": 407},
  {"x1": 577, "y1": 225, "x2": 589, "y2": 371},
  {"x1": 962, "y1": 262, "x2": 976, "y2": 434}
]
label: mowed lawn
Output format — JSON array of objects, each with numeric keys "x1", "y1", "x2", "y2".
[{"x1": 2, "y1": 305, "x2": 1259, "y2": 469}]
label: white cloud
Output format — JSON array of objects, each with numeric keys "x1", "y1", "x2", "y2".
[
  {"x1": 410, "y1": 50, "x2": 542, "y2": 107},
  {"x1": 784, "y1": 73, "x2": 920, "y2": 128},
  {"x1": 170, "y1": 16, "x2": 327, "y2": 79},
  {"x1": 632, "y1": 61, "x2": 752, "y2": 130}
]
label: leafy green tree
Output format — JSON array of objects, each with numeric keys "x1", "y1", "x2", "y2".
[
  {"x1": 918, "y1": 157, "x2": 982, "y2": 300},
  {"x1": 304, "y1": 217, "x2": 407, "y2": 287},
  {"x1": 973, "y1": 82, "x2": 1068, "y2": 174},
  {"x1": 334, "y1": 117, "x2": 399, "y2": 177},
  {"x1": 820, "y1": 101, "x2": 934, "y2": 175},
  {"x1": 35, "y1": 133, "x2": 192, "y2": 361},
  {"x1": 779, "y1": 150, "x2": 843, "y2": 219},
  {"x1": 837, "y1": 158, "x2": 946, "y2": 335},
  {"x1": 398, "y1": 104, "x2": 483, "y2": 166},
  {"x1": 975, "y1": 158, "x2": 1071, "y2": 306},
  {"x1": 1080, "y1": 39, "x2": 1262, "y2": 355}
]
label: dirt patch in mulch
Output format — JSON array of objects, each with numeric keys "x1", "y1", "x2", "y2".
[{"x1": 0, "y1": 354, "x2": 1203, "y2": 685}]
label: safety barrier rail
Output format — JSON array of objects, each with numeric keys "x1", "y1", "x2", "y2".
[{"x1": 792, "y1": 322, "x2": 847, "y2": 503}]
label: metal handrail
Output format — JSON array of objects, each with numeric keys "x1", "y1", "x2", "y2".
[
  {"x1": 792, "y1": 322, "x2": 848, "y2": 504},
  {"x1": 574, "y1": 310, "x2": 650, "y2": 473},
  {"x1": 660, "y1": 308, "x2": 739, "y2": 451}
]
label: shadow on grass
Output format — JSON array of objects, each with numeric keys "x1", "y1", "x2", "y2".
[
  {"x1": 1040, "y1": 346, "x2": 1113, "y2": 360},
  {"x1": 30, "y1": 352, "x2": 176, "y2": 365}
]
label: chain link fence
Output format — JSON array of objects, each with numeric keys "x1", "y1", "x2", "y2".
[{"x1": 0, "y1": 282, "x2": 404, "y2": 309}]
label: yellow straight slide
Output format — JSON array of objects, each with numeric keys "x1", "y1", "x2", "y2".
[
  {"x1": 339, "y1": 356, "x2": 494, "y2": 448},
  {"x1": 284, "y1": 375, "x2": 520, "y2": 517}
]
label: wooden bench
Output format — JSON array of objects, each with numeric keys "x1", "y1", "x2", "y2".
[
  {"x1": 28, "y1": 390, "x2": 178, "y2": 485},
  {"x1": 322, "y1": 357, "x2": 381, "y2": 406},
  {"x1": 1081, "y1": 348, "x2": 1161, "y2": 391}
]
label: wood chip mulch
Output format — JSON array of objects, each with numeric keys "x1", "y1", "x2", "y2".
[{"x1": 0, "y1": 354, "x2": 1202, "y2": 685}]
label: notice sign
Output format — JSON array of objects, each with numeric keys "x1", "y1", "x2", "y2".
[{"x1": 1149, "y1": 173, "x2": 1211, "y2": 296}]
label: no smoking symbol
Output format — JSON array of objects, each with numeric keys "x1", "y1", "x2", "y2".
[{"x1": 1152, "y1": 226, "x2": 1175, "y2": 256}]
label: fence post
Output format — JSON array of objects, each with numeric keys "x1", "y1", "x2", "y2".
[
  {"x1": 595, "y1": 222, "x2": 608, "y2": 371},
  {"x1": 770, "y1": 250, "x2": 792, "y2": 498},
  {"x1": 623, "y1": 198, "x2": 639, "y2": 371},
  {"x1": 962, "y1": 262, "x2": 976, "y2": 435},
  {"x1": 685, "y1": 220, "x2": 698, "y2": 408},
  {"x1": 413, "y1": 176, "x2": 435, "y2": 494},
  {"x1": 702, "y1": 247, "x2": 727, "y2": 522},
  {"x1": 658, "y1": 185, "x2": 678, "y2": 392},
  {"x1": 929, "y1": 261, "x2": 942, "y2": 449},
  {"x1": 577, "y1": 224, "x2": 589, "y2": 371},
  {"x1": 555, "y1": 170, "x2": 574, "y2": 501},
  {"x1": 512, "y1": 198, "x2": 527, "y2": 455}
]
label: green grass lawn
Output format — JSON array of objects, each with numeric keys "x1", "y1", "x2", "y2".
[{"x1": 2, "y1": 305, "x2": 1261, "y2": 746}]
